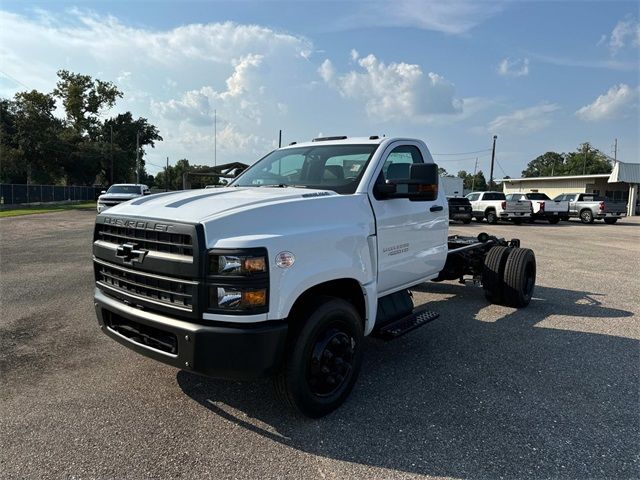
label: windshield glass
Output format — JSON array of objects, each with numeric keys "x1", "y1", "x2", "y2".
[
  {"x1": 107, "y1": 185, "x2": 141, "y2": 194},
  {"x1": 230, "y1": 144, "x2": 379, "y2": 194},
  {"x1": 527, "y1": 193, "x2": 550, "y2": 200}
]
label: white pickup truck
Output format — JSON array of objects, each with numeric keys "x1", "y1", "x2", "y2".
[
  {"x1": 465, "y1": 191, "x2": 532, "y2": 224},
  {"x1": 92, "y1": 136, "x2": 537, "y2": 417},
  {"x1": 506, "y1": 192, "x2": 569, "y2": 224}
]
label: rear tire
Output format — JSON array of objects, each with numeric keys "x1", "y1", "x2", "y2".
[
  {"x1": 485, "y1": 210, "x2": 498, "y2": 225},
  {"x1": 474, "y1": 216, "x2": 484, "y2": 223},
  {"x1": 482, "y1": 246, "x2": 511, "y2": 304},
  {"x1": 502, "y1": 248, "x2": 536, "y2": 308},
  {"x1": 548, "y1": 217, "x2": 560, "y2": 224},
  {"x1": 580, "y1": 209, "x2": 594, "y2": 224},
  {"x1": 512, "y1": 218, "x2": 522, "y2": 225},
  {"x1": 273, "y1": 296, "x2": 363, "y2": 418},
  {"x1": 604, "y1": 217, "x2": 618, "y2": 225},
  {"x1": 462, "y1": 218, "x2": 472, "y2": 224}
]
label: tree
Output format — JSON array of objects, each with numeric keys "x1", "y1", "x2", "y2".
[
  {"x1": 521, "y1": 152, "x2": 565, "y2": 177},
  {"x1": 438, "y1": 166, "x2": 450, "y2": 177},
  {"x1": 457, "y1": 169, "x2": 487, "y2": 191},
  {"x1": 564, "y1": 143, "x2": 612, "y2": 175},
  {"x1": 101, "y1": 113, "x2": 163, "y2": 185},
  {"x1": 54, "y1": 70, "x2": 122, "y2": 138},
  {"x1": 3, "y1": 91, "x2": 65, "y2": 184}
]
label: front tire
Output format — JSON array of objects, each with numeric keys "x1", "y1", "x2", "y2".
[
  {"x1": 462, "y1": 218, "x2": 472, "y2": 224},
  {"x1": 548, "y1": 217, "x2": 560, "y2": 224},
  {"x1": 273, "y1": 296, "x2": 363, "y2": 418},
  {"x1": 512, "y1": 218, "x2": 522, "y2": 225},
  {"x1": 604, "y1": 217, "x2": 618, "y2": 225},
  {"x1": 580, "y1": 209, "x2": 594, "y2": 224}
]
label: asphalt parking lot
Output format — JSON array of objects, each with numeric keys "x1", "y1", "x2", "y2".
[{"x1": 1, "y1": 211, "x2": 639, "y2": 479}]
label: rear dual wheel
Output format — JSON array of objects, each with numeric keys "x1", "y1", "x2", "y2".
[{"x1": 482, "y1": 246, "x2": 536, "y2": 308}]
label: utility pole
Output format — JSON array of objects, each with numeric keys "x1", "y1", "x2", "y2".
[
  {"x1": 614, "y1": 138, "x2": 618, "y2": 162},
  {"x1": 472, "y1": 157, "x2": 478, "y2": 191},
  {"x1": 214, "y1": 109, "x2": 217, "y2": 167},
  {"x1": 136, "y1": 131, "x2": 140, "y2": 183},
  {"x1": 582, "y1": 143, "x2": 588, "y2": 175},
  {"x1": 489, "y1": 135, "x2": 497, "y2": 190},
  {"x1": 110, "y1": 125, "x2": 114, "y2": 185},
  {"x1": 278, "y1": 129, "x2": 282, "y2": 148},
  {"x1": 165, "y1": 157, "x2": 169, "y2": 192}
]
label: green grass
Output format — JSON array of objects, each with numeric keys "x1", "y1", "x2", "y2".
[{"x1": 0, "y1": 202, "x2": 96, "y2": 218}]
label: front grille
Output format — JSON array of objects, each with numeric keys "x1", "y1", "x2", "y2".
[
  {"x1": 104, "y1": 310, "x2": 178, "y2": 355},
  {"x1": 95, "y1": 259, "x2": 196, "y2": 312},
  {"x1": 96, "y1": 224, "x2": 193, "y2": 257}
]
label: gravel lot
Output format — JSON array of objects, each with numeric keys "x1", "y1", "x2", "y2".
[{"x1": 1, "y1": 211, "x2": 639, "y2": 479}]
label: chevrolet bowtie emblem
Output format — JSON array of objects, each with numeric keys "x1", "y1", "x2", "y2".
[{"x1": 115, "y1": 242, "x2": 148, "y2": 265}]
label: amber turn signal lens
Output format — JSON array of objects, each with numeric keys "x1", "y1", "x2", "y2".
[
  {"x1": 242, "y1": 289, "x2": 267, "y2": 307},
  {"x1": 242, "y1": 257, "x2": 267, "y2": 273}
]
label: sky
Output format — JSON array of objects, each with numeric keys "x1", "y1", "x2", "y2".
[{"x1": 0, "y1": 0, "x2": 638, "y2": 178}]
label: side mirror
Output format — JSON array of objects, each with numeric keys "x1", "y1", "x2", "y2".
[
  {"x1": 101, "y1": 190, "x2": 106, "y2": 194},
  {"x1": 380, "y1": 163, "x2": 439, "y2": 201}
]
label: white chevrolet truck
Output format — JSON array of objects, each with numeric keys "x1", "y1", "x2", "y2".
[
  {"x1": 93, "y1": 136, "x2": 536, "y2": 417},
  {"x1": 466, "y1": 191, "x2": 532, "y2": 224}
]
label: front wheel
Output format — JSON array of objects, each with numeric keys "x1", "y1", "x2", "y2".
[
  {"x1": 273, "y1": 296, "x2": 363, "y2": 418},
  {"x1": 462, "y1": 218, "x2": 472, "y2": 224},
  {"x1": 548, "y1": 217, "x2": 561, "y2": 224},
  {"x1": 604, "y1": 217, "x2": 618, "y2": 225},
  {"x1": 580, "y1": 209, "x2": 594, "y2": 224},
  {"x1": 512, "y1": 218, "x2": 522, "y2": 225}
]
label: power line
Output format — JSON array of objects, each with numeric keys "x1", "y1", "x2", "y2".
[{"x1": 0, "y1": 70, "x2": 30, "y2": 89}]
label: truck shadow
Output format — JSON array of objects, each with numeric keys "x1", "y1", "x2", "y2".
[{"x1": 177, "y1": 283, "x2": 638, "y2": 479}]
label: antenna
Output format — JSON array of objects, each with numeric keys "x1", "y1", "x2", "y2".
[{"x1": 214, "y1": 109, "x2": 217, "y2": 167}]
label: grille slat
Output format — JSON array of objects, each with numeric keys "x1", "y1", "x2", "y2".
[
  {"x1": 96, "y1": 260, "x2": 195, "y2": 312},
  {"x1": 96, "y1": 224, "x2": 193, "y2": 257}
]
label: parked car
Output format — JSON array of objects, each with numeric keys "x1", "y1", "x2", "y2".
[
  {"x1": 97, "y1": 184, "x2": 150, "y2": 213},
  {"x1": 553, "y1": 193, "x2": 627, "y2": 224},
  {"x1": 447, "y1": 196, "x2": 472, "y2": 223},
  {"x1": 465, "y1": 191, "x2": 532, "y2": 224},
  {"x1": 506, "y1": 192, "x2": 569, "y2": 224}
]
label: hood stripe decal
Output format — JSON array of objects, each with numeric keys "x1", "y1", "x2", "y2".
[
  {"x1": 130, "y1": 190, "x2": 187, "y2": 205},
  {"x1": 165, "y1": 190, "x2": 244, "y2": 208}
]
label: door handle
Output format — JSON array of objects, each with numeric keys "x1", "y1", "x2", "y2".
[{"x1": 430, "y1": 205, "x2": 444, "y2": 212}]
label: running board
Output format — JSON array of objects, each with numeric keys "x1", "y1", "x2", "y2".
[{"x1": 372, "y1": 308, "x2": 440, "y2": 340}]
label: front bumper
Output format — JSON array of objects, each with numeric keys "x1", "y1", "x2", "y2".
[{"x1": 94, "y1": 288, "x2": 288, "y2": 380}]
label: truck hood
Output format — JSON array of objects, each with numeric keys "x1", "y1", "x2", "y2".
[
  {"x1": 102, "y1": 187, "x2": 338, "y2": 223},
  {"x1": 99, "y1": 193, "x2": 141, "y2": 202}
]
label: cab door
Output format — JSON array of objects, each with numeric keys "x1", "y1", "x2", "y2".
[{"x1": 368, "y1": 142, "x2": 448, "y2": 295}]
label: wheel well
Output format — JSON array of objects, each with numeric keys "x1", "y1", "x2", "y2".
[
  {"x1": 485, "y1": 207, "x2": 496, "y2": 214},
  {"x1": 288, "y1": 279, "x2": 366, "y2": 325},
  {"x1": 580, "y1": 208, "x2": 591, "y2": 215}
]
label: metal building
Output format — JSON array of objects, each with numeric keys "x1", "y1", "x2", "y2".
[{"x1": 500, "y1": 161, "x2": 640, "y2": 216}]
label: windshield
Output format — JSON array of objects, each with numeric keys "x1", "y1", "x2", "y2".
[
  {"x1": 526, "y1": 193, "x2": 550, "y2": 200},
  {"x1": 230, "y1": 144, "x2": 379, "y2": 194},
  {"x1": 107, "y1": 185, "x2": 142, "y2": 194}
]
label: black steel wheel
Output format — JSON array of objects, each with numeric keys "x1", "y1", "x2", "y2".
[
  {"x1": 273, "y1": 296, "x2": 363, "y2": 418},
  {"x1": 580, "y1": 209, "x2": 594, "y2": 224}
]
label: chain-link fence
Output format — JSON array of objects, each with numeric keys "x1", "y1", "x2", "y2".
[{"x1": 0, "y1": 184, "x2": 103, "y2": 206}]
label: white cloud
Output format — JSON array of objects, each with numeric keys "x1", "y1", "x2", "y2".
[
  {"x1": 608, "y1": 16, "x2": 640, "y2": 53},
  {"x1": 336, "y1": 0, "x2": 506, "y2": 35},
  {"x1": 497, "y1": 58, "x2": 529, "y2": 77},
  {"x1": 575, "y1": 84, "x2": 639, "y2": 122},
  {"x1": 320, "y1": 53, "x2": 462, "y2": 120},
  {"x1": 317, "y1": 59, "x2": 335, "y2": 83},
  {"x1": 0, "y1": 9, "x2": 314, "y2": 168},
  {"x1": 488, "y1": 103, "x2": 560, "y2": 133}
]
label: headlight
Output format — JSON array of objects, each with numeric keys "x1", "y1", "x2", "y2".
[
  {"x1": 207, "y1": 248, "x2": 269, "y2": 313},
  {"x1": 209, "y1": 252, "x2": 267, "y2": 275},
  {"x1": 210, "y1": 287, "x2": 267, "y2": 310}
]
